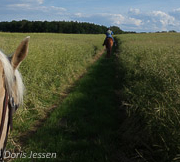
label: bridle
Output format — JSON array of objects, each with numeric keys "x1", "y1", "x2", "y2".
[{"x1": 0, "y1": 88, "x2": 19, "y2": 161}]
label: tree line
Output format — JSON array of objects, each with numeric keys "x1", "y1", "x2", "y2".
[{"x1": 0, "y1": 20, "x2": 124, "y2": 34}]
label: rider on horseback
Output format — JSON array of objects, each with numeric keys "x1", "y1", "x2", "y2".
[{"x1": 103, "y1": 28, "x2": 115, "y2": 46}]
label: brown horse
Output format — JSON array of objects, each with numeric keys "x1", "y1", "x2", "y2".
[
  {"x1": 105, "y1": 38, "x2": 113, "y2": 58},
  {"x1": 0, "y1": 37, "x2": 29, "y2": 160}
]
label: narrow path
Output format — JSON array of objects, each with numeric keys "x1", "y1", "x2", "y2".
[
  {"x1": 13, "y1": 43, "x2": 129, "y2": 162},
  {"x1": 17, "y1": 48, "x2": 106, "y2": 147}
]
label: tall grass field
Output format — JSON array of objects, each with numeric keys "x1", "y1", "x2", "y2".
[
  {"x1": 1, "y1": 32, "x2": 180, "y2": 162},
  {"x1": 0, "y1": 33, "x2": 105, "y2": 152},
  {"x1": 115, "y1": 33, "x2": 180, "y2": 161}
]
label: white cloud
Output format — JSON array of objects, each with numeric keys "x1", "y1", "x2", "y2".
[
  {"x1": 72, "y1": 13, "x2": 125, "y2": 26},
  {"x1": 152, "y1": 11, "x2": 175, "y2": 24},
  {"x1": 127, "y1": 17, "x2": 143, "y2": 26},
  {"x1": 170, "y1": 8, "x2": 180, "y2": 22},
  {"x1": 129, "y1": 8, "x2": 140, "y2": 15},
  {"x1": 173, "y1": 8, "x2": 180, "y2": 12},
  {"x1": 72, "y1": 13, "x2": 143, "y2": 28},
  {"x1": 7, "y1": 4, "x2": 31, "y2": 8},
  {"x1": 72, "y1": 10, "x2": 178, "y2": 32},
  {"x1": 151, "y1": 11, "x2": 176, "y2": 31},
  {"x1": 108, "y1": 14, "x2": 125, "y2": 25},
  {"x1": 50, "y1": 6, "x2": 67, "y2": 12},
  {"x1": 2, "y1": 2, "x2": 180, "y2": 32},
  {"x1": 37, "y1": 0, "x2": 43, "y2": 4},
  {"x1": 6, "y1": 1, "x2": 67, "y2": 15},
  {"x1": 107, "y1": 13, "x2": 143, "y2": 27},
  {"x1": 19, "y1": 0, "x2": 44, "y2": 5},
  {"x1": 123, "y1": 9, "x2": 179, "y2": 32},
  {"x1": 74, "y1": 13, "x2": 83, "y2": 18}
]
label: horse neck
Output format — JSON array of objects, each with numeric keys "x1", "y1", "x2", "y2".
[{"x1": 0, "y1": 62, "x2": 9, "y2": 150}]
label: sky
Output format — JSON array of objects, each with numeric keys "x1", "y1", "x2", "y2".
[{"x1": 1, "y1": 0, "x2": 180, "y2": 32}]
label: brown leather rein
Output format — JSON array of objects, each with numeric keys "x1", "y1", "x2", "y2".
[{"x1": 0, "y1": 89, "x2": 19, "y2": 161}]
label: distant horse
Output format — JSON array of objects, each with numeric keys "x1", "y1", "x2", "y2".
[
  {"x1": 0, "y1": 36, "x2": 29, "y2": 160},
  {"x1": 105, "y1": 38, "x2": 113, "y2": 58}
]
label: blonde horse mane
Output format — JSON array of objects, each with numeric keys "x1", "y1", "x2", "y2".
[{"x1": 0, "y1": 51, "x2": 24, "y2": 105}]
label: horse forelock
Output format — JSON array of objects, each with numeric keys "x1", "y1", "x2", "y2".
[{"x1": 0, "y1": 51, "x2": 24, "y2": 105}]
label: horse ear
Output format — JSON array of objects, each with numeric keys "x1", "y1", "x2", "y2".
[{"x1": 11, "y1": 36, "x2": 30, "y2": 69}]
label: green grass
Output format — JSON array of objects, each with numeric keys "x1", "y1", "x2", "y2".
[
  {"x1": 12, "y1": 47, "x2": 121, "y2": 162},
  {"x1": 115, "y1": 33, "x2": 180, "y2": 162},
  {"x1": 3, "y1": 32, "x2": 180, "y2": 162},
  {"x1": 0, "y1": 32, "x2": 105, "y2": 151}
]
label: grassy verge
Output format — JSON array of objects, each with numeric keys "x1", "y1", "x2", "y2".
[
  {"x1": 11, "y1": 45, "x2": 123, "y2": 161},
  {"x1": 0, "y1": 33, "x2": 105, "y2": 152},
  {"x1": 115, "y1": 33, "x2": 180, "y2": 162}
]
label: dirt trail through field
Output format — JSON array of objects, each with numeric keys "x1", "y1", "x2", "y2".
[
  {"x1": 13, "y1": 42, "x2": 131, "y2": 162},
  {"x1": 17, "y1": 48, "x2": 106, "y2": 145}
]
